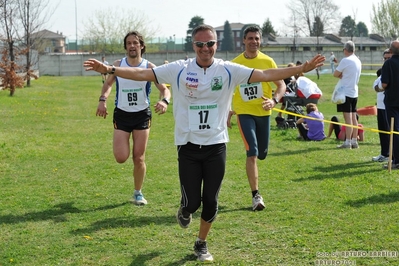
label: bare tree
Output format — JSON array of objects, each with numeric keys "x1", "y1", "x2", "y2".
[
  {"x1": 286, "y1": 0, "x2": 340, "y2": 36},
  {"x1": 0, "y1": 0, "x2": 52, "y2": 94},
  {"x1": 371, "y1": 0, "x2": 399, "y2": 39},
  {"x1": 82, "y1": 7, "x2": 160, "y2": 54},
  {"x1": 17, "y1": 0, "x2": 52, "y2": 86},
  {"x1": 0, "y1": 0, "x2": 21, "y2": 96}
]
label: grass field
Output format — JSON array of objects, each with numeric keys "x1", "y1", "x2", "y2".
[{"x1": 1, "y1": 71, "x2": 398, "y2": 266}]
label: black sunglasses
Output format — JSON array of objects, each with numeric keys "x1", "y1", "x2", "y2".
[{"x1": 193, "y1": 40, "x2": 216, "y2": 48}]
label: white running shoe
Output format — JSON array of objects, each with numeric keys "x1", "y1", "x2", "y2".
[
  {"x1": 193, "y1": 240, "x2": 214, "y2": 262},
  {"x1": 130, "y1": 192, "x2": 148, "y2": 206},
  {"x1": 372, "y1": 154, "x2": 389, "y2": 162},
  {"x1": 252, "y1": 194, "x2": 265, "y2": 211}
]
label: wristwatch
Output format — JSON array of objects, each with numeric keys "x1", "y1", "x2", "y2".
[
  {"x1": 273, "y1": 97, "x2": 279, "y2": 104},
  {"x1": 108, "y1": 65, "x2": 115, "y2": 75},
  {"x1": 162, "y1": 98, "x2": 170, "y2": 105}
]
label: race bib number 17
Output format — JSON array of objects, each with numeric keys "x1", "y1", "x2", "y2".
[{"x1": 188, "y1": 104, "x2": 218, "y2": 131}]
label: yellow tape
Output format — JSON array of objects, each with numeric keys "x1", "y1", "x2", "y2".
[{"x1": 273, "y1": 107, "x2": 397, "y2": 135}]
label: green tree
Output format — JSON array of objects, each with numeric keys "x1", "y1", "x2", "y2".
[
  {"x1": 371, "y1": 0, "x2": 399, "y2": 38},
  {"x1": 261, "y1": 18, "x2": 277, "y2": 36},
  {"x1": 356, "y1": 22, "x2": 369, "y2": 37},
  {"x1": 311, "y1": 16, "x2": 324, "y2": 36},
  {"x1": 184, "y1": 16, "x2": 204, "y2": 52},
  {"x1": 339, "y1": 16, "x2": 357, "y2": 37},
  {"x1": 220, "y1": 21, "x2": 234, "y2": 52}
]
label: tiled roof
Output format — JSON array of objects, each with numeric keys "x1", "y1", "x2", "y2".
[{"x1": 31, "y1": 29, "x2": 65, "y2": 39}]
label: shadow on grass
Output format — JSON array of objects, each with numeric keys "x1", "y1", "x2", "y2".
[
  {"x1": 292, "y1": 161, "x2": 381, "y2": 182},
  {"x1": 269, "y1": 146, "x2": 325, "y2": 156},
  {"x1": 71, "y1": 213, "x2": 178, "y2": 235},
  {"x1": 162, "y1": 254, "x2": 197, "y2": 266},
  {"x1": 218, "y1": 205, "x2": 252, "y2": 212},
  {"x1": 0, "y1": 201, "x2": 129, "y2": 224},
  {"x1": 128, "y1": 252, "x2": 167, "y2": 266},
  {"x1": 345, "y1": 191, "x2": 399, "y2": 207},
  {"x1": 71, "y1": 205, "x2": 248, "y2": 236}
]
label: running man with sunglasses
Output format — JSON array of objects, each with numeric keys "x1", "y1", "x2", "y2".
[
  {"x1": 228, "y1": 26, "x2": 286, "y2": 211},
  {"x1": 84, "y1": 24, "x2": 325, "y2": 263}
]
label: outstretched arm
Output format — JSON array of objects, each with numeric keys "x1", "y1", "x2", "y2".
[
  {"x1": 83, "y1": 59, "x2": 156, "y2": 82},
  {"x1": 249, "y1": 54, "x2": 325, "y2": 83}
]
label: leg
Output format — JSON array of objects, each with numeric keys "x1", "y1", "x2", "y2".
[
  {"x1": 385, "y1": 107, "x2": 399, "y2": 165},
  {"x1": 237, "y1": 115, "x2": 268, "y2": 210},
  {"x1": 331, "y1": 116, "x2": 341, "y2": 139},
  {"x1": 198, "y1": 218, "x2": 212, "y2": 241},
  {"x1": 113, "y1": 129, "x2": 131, "y2": 163},
  {"x1": 177, "y1": 144, "x2": 204, "y2": 214},
  {"x1": 237, "y1": 115, "x2": 258, "y2": 191},
  {"x1": 277, "y1": 102, "x2": 285, "y2": 118},
  {"x1": 378, "y1": 109, "x2": 390, "y2": 157},
  {"x1": 342, "y1": 112, "x2": 353, "y2": 140},
  {"x1": 246, "y1": 156, "x2": 258, "y2": 191},
  {"x1": 177, "y1": 143, "x2": 222, "y2": 261},
  {"x1": 351, "y1": 112, "x2": 359, "y2": 140},
  {"x1": 131, "y1": 129, "x2": 150, "y2": 191},
  {"x1": 196, "y1": 143, "x2": 225, "y2": 260},
  {"x1": 297, "y1": 123, "x2": 309, "y2": 140}
]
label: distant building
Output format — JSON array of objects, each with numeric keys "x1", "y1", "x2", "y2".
[
  {"x1": 215, "y1": 22, "x2": 249, "y2": 52},
  {"x1": 214, "y1": 22, "x2": 390, "y2": 54},
  {"x1": 261, "y1": 33, "x2": 389, "y2": 53},
  {"x1": 31, "y1": 29, "x2": 66, "y2": 54}
]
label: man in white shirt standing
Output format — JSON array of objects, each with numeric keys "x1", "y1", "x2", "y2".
[
  {"x1": 329, "y1": 52, "x2": 336, "y2": 73},
  {"x1": 333, "y1": 41, "x2": 362, "y2": 149}
]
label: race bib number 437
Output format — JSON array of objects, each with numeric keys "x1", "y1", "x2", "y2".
[{"x1": 239, "y1": 82, "x2": 263, "y2": 101}]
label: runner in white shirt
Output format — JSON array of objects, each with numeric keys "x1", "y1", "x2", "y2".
[
  {"x1": 96, "y1": 31, "x2": 171, "y2": 207},
  {"x1": 84, "y1": 24, "x2": 325, "y2": 263}
]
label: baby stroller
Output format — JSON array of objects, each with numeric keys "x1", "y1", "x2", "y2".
[{"x1": 276, "y1": 77, "x2": 322, "y2": 129}]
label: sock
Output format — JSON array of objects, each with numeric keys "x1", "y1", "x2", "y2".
[
  {"x1": 344, "y1": 139, "x2": 351, "y2": 145},
  {"x1": 134, "y1": 189, "x2": 141, "y2": 195},
  {"x1": 351, "y1": 138, "x2": 358, "y2": 144},
  {"x1": 196, "y1": 237, "x2": 205, "y2": 243},
  {"x1": 252, "y1": 190, "x2": 259, "y2": 198}
]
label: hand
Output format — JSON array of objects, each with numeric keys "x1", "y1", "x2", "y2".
[
  {"x1": 301, "y1": 54, "x2": 325, "y2": 73},
  {"x1": 84, "y1": 59, "x2": 108, "y2": 73},
  {"x1": 227, "y1": 110, "x2": 235, "y2": 129},
  {"x1": 154, "y1": 101, "x2": 167, "y2": 115},
  {"x1": 261, "y1": 96, "x2": 275, "y2": 111},
  {"x1": 96, "y1": 102, "x2": 108, "y2": 119}
]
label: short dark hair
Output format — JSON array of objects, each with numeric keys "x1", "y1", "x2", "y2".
[
  {"x1": 243, "y1": 26, "x2": 262, "y2": 39},
  {"x1": 376, "y1": 68, "x2": 382, "y2": 77},
  {"x1": 383, "y1": 48, "x2": 391, "y2": 55},
  {"x1": 123, "y1": 31, "x2": 146, "y2": 55},
  {"x1": 191, "y1": 24, "x2": 216, "y2": 40}
]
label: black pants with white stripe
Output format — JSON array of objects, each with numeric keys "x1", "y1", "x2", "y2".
[{"x1": 177, "y1": 142, "x2": 226, "y2": 223}]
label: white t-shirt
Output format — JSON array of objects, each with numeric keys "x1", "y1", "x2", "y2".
[
  {"x1": 373, "y1": 76, "x2": 385, "y2": 110},
  {"x1": 153, "y1": 58, "x2": 253, "y2": 146},
  {"x1": 329, "y1": 54, "x2": 335, "y2": 64},
  {"x1": 335, "y1": 54, "x2": 361, "y2": 98}
]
